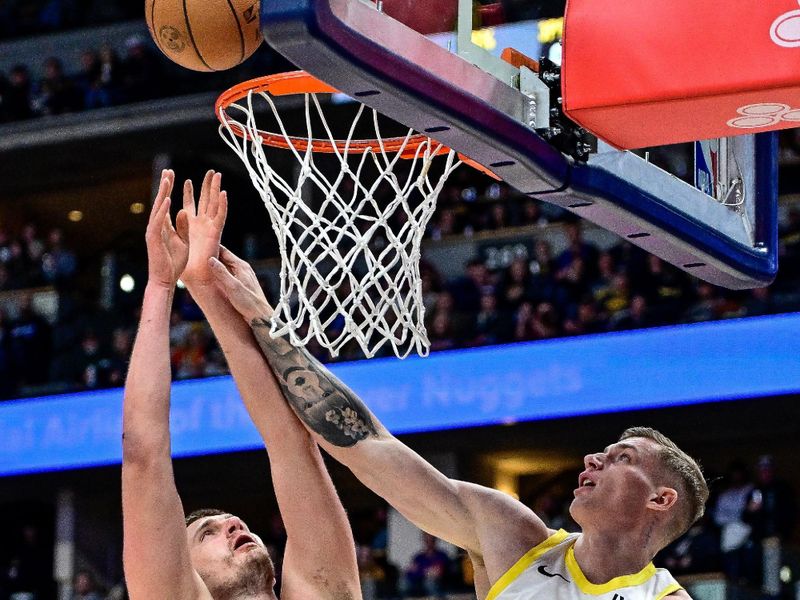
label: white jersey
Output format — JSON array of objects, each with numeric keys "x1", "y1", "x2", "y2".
[{"x1": 486, "y1": 530, "x2": 683, "y2": 600}]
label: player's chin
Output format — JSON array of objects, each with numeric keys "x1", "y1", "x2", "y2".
[
  {"x1": 247, "y1": 546, "x2": 274, "y2": 570},
  {"x1": 567, "y1": 497, "x2": 589, "y2": 526}
]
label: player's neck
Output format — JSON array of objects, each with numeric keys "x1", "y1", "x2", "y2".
[{"x1": 572, "y1": 529, "x2": 656, "y2": 585}]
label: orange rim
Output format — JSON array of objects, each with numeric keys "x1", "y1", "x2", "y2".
[{"x1": 216, "y1": 70, "x2": 451, "y2": 157}]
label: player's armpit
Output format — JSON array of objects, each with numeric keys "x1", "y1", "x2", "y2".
[{"x1": 664, "y1": 591, "x2": 693, "y2": 600}]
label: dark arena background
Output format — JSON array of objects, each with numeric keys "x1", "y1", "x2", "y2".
[{"x1": 1, "y1": 1, "x2": 799, "y2": 599}]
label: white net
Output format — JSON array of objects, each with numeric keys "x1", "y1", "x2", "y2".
[{"x1": 218, "y1": 82, "x2": 461, "y2": 359}]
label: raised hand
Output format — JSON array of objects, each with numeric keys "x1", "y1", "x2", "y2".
[
  {"x1": 209, "y1": 245, "x2": 274, "y2": 323},
  {"x1": 145, "y1": 170, "x2": 189, "y2": 288},
  {"x1": 181, "y1": 170, "x2": 228, "y2": 287}
]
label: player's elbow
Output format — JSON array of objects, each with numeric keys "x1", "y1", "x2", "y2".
[{"x1": 121, "y1": 429, "x2": 169, "y2": 468}]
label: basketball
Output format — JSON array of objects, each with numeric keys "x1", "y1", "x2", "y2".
[{"x1": 145, "y1": 0, "x2": 263, "y2": 72}]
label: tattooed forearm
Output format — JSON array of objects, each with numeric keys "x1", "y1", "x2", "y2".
[{"x1": 251, "y1": 318, "x2": 380, "y2": 447}]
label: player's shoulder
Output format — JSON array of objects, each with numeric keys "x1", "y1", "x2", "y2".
[
  {"x1": 455, "y1": 480, "x2": 552, "y2": 543},
  {"x1": 457, "y1": 480, "x2": 540, "y2": 520}
]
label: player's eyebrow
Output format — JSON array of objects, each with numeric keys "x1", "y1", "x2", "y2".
[
  {"x1": 604, "y1": 442, "x2": 639, "y2": 454},
  {"x1": 193, "y1": 517, "x2": 221, "y2": 542}
]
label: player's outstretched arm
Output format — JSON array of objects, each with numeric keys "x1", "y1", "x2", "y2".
[
  {"x1": 180, "y1": 170, "x2": 360, "y2": 600},
  {"x1": 121, "y1": 170, "x2": 210, "y2": 600},
  {"x1": 209, "y1": 247, "x2": 550, "y2": 586}
]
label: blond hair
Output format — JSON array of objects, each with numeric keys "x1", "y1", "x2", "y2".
[{"x1": 619, "y1": 427, "x2": 708, "y2": 544}]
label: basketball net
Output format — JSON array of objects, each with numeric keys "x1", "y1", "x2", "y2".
[{"x1": 217, "y1": 72, "x2": 461, "y2": 359}]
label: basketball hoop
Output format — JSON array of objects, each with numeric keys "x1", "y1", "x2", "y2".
[{"x1": 216, "y1": 71, "x2": 461, "y2": 359}]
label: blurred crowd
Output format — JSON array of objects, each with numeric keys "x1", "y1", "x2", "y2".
[
  {"x1": 2, "y1": 186, "x2": 800, "y2": 399},
  {"x1": 0, "y1": 0, "x2": 139, "y2": 40},
  {"x1": 0, "y1": 37, "x2": 174, "y2": 122}
]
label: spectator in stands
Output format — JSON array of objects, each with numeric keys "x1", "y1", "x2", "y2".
[
  {"x1": 556, "y1": 255, "x2": 590, "y2": 304},
  {"x1": 712, "y1": 461, "x2": 755, "y2": 587},
  {"x1": 38, "y1": 0, "x2": 79, "y2": 32},
  {"x1": 471, "y1": 291, "x2": 507, "y2": 346},
  {"x1": 497, "y1": 257, "x2": 534, "y2": 311},
  {"x1": 120, "y1": 35, "x2": 162, "y2": 102},
  {"x1": 34, "y1": 56, "x2": 82, "y2": 115},
  {"x1": 97, "y1": 42, "x2": 122, "y2": 103},
  {"x1": 2, "y1": 524, "x2": 55, "y2": 600},
  {"x1": 0, "y1": 306, "x2": 15, "y2": 398},
  {"x1": 656, "y1": 514, "x2": 721, "y2": 576},
  {"x1": 7, "y1": 294, "x2": 51, "y2": 387},
  {"x1": 610, "y1": 294, "x2": 655, "y2": 331},
  {"x1": 1, "y1": 65, "x2": 33, "y2": 121},
  {"x1": 50, "y1": 328, "x2": 111, "y2": 390},
  {"x1": 20, "y1": 224, "x2": 46, "y2": 287},
  {"x1": 743, "y1": 455, "x2": 796, "y2": 597},
  {"x1": 638, "y1": 255, "x2": 691, "y2": 322},
  {"x1": 683, "y1": 282, "x2": 719, "y2": 323},
  {"x1": 76, "y1": 49, "x2": 105, "y2": 109},
  {"x1": 512, "y1": 301, "x2": 536, "y2": 342},
  {"x1": 420, "y1": 261, "x2": 443, "y2": 316},
  {"x1": 41, "y1": 227, "x2": 77, "y2": 284},
  {"x1": 401, "y1": 533, "x2": 452, "y2": 599},
  {"x1": 596, "y1": 272, "x2": 631, "y2": 317},
  {"x1": 428, "y1": 311, "x2": 457, "y2": 352},
  {"x1": 778, "y1": 207, "x2": 800, "y2": 285},
  {"x1": 518, "y1": 198, "x2": 548, "y2": 227},
  {"x1": 529, "y1": 301, "x2": 561, "y2": 340},
  {"x1": 563, "y1": 296, "x2": 604, "y2": 336},
  {"x1": 556, "y1": 221, "x2": 599, "y2": 279},
  {"x1": 428, "y1": 206, "x2": 459, "y2": 240},
  {"x1": 481, "y1": 200, "x2": 511, "y2": 231},
  {"x1": 104, "y1": 326, "x2": 133, "y2": 387},
  {"x1": 448, "y1": 258, "x2": 492, "y2": 317},
  {"x1": 742, "y1": 286, "x2": 774, "y2": 317},
  {"x1": 70, "y1": 569, "x2": 103, "y2": 600}
]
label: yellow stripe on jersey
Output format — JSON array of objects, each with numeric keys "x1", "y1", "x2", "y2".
[
  {"x1": 486, "y1": 530, "x2": 570, "y2": 600},
  {"x1": 655, "y1": 581, "x2": 684, "y2": 600},
  {"x1": 565, "y1": 545, "x2": 656, "y2": 595}
]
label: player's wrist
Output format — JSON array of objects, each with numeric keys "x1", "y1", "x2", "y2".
[
  {"x1": 144, "y1": 279, "x2": 176, "y2": 301},
  {"x1": 243, "y1": 297, "x2": 273, "y2": 323}
]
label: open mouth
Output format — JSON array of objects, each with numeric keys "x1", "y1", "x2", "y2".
[{"x1": 232, "y1": 534, "x2": 257, "y2": 552}]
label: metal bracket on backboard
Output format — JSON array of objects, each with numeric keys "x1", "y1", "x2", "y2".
[{"x1": 519, "y1": 66, "x2": 550, "y2": 129}]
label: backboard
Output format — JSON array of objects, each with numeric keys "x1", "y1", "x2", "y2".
[{"x1": 257, "y1": 0, "x2": 779, "y2": 289}]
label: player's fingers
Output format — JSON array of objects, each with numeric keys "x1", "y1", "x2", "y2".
[
  {"x1": 175, "y1": 209, "x2": 189, "y2": 242},
  {"x1": 150, "y1": 171, "x2": 170, "y2": 216},
  {"x1": 198, "y1": 169, "x2": 214, "y2": 215},
  {"x1": 214, "y1": 191, "x2": 229, "y2": 228},
  {"x1": 183, "y1": 179, "x2": 195, "y2": 215},
  {"x1": 218, "y1": 244, "x2": 243, "y2": 268},
  {"x1": 208, "y1": 257, "x2": 237, "y2": 289},
  {"x1": 208, "y1": 172, "x2": 222, "y2": 218},
  {"x1": 151, "y1": 196, "x2": 171, "y2": 234}
]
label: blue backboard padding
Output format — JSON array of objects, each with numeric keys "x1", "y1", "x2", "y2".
[{"x1": 2, "y1": 313, "x2": 799, "y2": 477}]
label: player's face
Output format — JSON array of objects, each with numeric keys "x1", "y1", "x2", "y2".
[
  {"x1": 187, "y1": 514, "x2": 274, "y2": 595},
  {"x1": 569, "y1": 437, "x2": 663, "y2": 531}
]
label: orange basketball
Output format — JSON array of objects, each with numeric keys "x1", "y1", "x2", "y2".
[{"x1": 145, "y1": 0, "x2": 263, "y2": 72}]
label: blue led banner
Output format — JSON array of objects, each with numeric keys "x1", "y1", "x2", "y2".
[{"x1": 2, "y1": 314, "x2": 800, "y2": 476}]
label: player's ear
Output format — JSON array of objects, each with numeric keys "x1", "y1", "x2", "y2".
[{"x1": 647, "y1": 487, "x2": 678, "y2": 512}]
